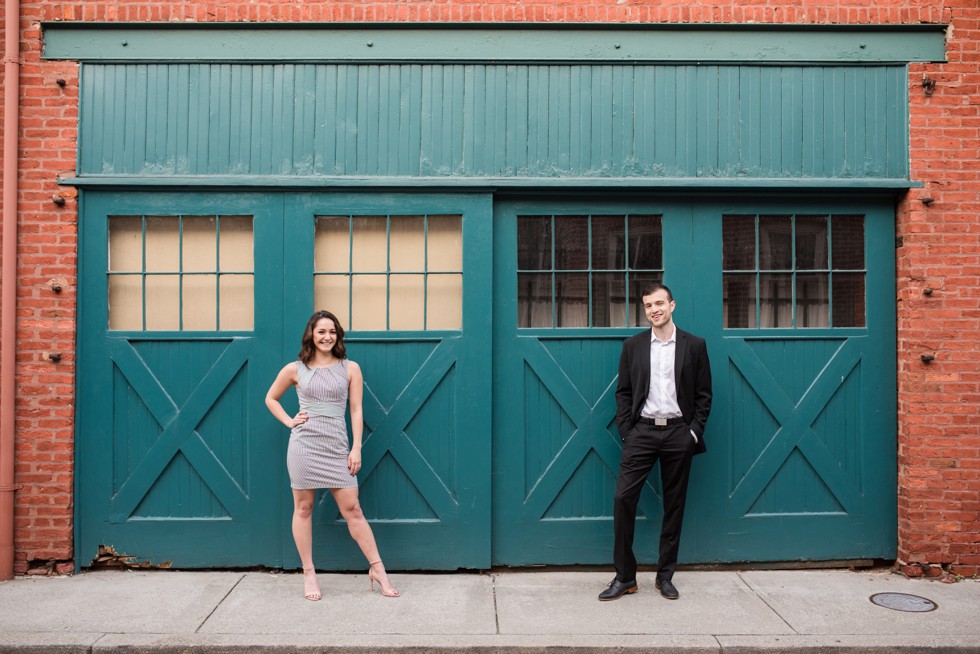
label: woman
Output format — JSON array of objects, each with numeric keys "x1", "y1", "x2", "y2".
[{"x1": 265, "y1": 310, "x2": 399, "y2": 600}]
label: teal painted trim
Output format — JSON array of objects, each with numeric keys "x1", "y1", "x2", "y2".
[
  {"x1": 75, "y1": 63, "x2": 911, "y2": 180},
  {"x1": 43, "y1": 24, "x2": 946, "y2": 63},
  {"x1": 59, "y1": 176, "x2": 919, "y2": 189}
]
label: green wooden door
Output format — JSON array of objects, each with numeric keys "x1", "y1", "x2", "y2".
[
  {"x1": 77, "y1": 191, "x2": 493, "y2": 570},
  {"x1": 491, "y1": 199, "x2": 698, "y2": 564},
  {"x1": 76, "y1": 191, "x2": 285, "y2": 567},
  {"x1": 687, "y1": 198, "x2": 897, "y2": 561},
  {"x1": 282, "y1": 193, "x2": 493, "y2": 570},
  {"x1": 491, "y1": 196, "x2": 896, "y2": 565}
]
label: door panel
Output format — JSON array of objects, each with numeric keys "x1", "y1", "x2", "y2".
[
  {"x1": 491, "y1": 200, "x2": 696, "y2": 564},
  {"x1": 691, "y1": 200, "x2": 897, "y2": 561},
  {"x1": 492, "y1": 197, "x2": 896, "y2": 566},
  {"x1": 76, "y1": 192, "x2": 285, "y2": 567},
  {"x1": 284, "y1": 194, "x2": 492, "y2": 570}
]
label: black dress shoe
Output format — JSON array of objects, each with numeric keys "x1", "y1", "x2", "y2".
[
  {"x1": 598, "y1": 578, "x2": 638, "y2": 601},
  {"x1": 655, "y1": 577, "x2": 679, "y2": 599}
]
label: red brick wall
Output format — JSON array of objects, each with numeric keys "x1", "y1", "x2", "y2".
[{"x1": 3, "y1": 0, "x2": 977, "y2": 575}]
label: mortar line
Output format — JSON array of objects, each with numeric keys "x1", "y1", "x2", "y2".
[
  {"x1": 736, "y1": 571, "x2": 798, "y2": 634},
  {"x1": 195, "y1": 573, "x2": 247, "y2": 633}
]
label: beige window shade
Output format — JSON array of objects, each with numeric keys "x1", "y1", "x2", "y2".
[
  {"x1": 315, "y1": 214, "x2": 462, "y2": 331},
  {"x1": 107, "y1": 214, "x2": 254, "y2": 331}
]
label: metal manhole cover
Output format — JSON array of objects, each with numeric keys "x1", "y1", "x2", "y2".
[{"x1": 870, "y1": 592, "x2": 938, "y2": 612}]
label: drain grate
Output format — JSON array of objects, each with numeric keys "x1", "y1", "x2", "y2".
[{"x1": 870, "y1": 592, "x2": 938, "y2": 612}]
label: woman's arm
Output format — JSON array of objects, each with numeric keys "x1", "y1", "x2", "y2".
[
  {"x1": 347, "y1": 361, "x2": 364, "y2": 474},
  {"x1": 265, "y1": 362, "x2": 307, "y2": 429}
]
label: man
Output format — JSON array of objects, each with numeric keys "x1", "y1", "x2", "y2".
[{"x1": 598, "y1": 282, "x2": 712, "y2": 601}]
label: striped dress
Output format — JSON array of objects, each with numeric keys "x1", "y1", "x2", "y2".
[{"x1": 286, "y1": 360, "x2": 358, "y2": 490}]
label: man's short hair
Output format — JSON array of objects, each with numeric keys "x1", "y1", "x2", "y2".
[{"x1": 640, "y1": 282, "x2": 673, "y2": 302}]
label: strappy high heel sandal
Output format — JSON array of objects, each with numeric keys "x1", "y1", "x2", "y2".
[
  {"x1": 368, "y1": 560, "x2": 400, "y2": 597},
  {"x1": 302, "y1": 567, "x2": 321, "y2": 601}
]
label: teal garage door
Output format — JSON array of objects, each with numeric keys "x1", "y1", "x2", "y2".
[
  {"x1": 76, "y1": 191, "x2": 492, "y2": 569},
  {"x1": 491, "y1": 197, "x2": 896, "y2": 565}
]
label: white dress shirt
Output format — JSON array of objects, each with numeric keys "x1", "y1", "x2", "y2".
[{"x1": 640, "y1": 325, "x2": 683, "y2": 420}]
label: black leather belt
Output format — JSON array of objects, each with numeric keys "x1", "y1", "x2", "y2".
[{"x1": 637, "y1": 416, "x2": 686, "y2": 428}]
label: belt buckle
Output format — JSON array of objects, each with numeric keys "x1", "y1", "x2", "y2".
[{"x1": 654, "y1": 418, "x2": 667, "y2": 426}]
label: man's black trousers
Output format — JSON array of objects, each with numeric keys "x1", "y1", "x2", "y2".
[{"x1": 613, "y1": 421, "x2": 696, "y2": 583}]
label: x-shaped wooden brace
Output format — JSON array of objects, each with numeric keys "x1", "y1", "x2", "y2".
[
  {"x1": 519, "y1": 339, "x2": 663, "y2": 521},
  {"x1": 107, "y1": 338, "x2": 251, "y2": 522},
  {"x1": 727, "y1": 338, "x2": 863, "y2": 516},
  {"x1": 343, "y1": 338, "x2": 461, "y2": 521}
]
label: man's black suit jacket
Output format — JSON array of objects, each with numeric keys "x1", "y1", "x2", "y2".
[{"x1": 614, "y1": 326, "x2": 712, "y2": 455}]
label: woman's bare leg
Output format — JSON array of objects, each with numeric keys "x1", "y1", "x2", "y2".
[
  {"x1": 330, "y1": 487, "x2": 398, "y2": 596},
  {"x1": 292, "y1": 488, "x2": 320, "y2": 600}
]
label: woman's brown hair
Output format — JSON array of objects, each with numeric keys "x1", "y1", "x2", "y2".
[{"x1": 298, "y1": 310, "x2": 347, "y2": 364}]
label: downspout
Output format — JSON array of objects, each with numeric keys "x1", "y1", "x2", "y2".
[{"x1": 1, "y1": 0, "x2": 22, "y2": 581}]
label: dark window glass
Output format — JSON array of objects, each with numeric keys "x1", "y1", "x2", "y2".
[
  {"x1": 833, "y1": 273, "x2": 866, "y2": 327},
  {"x1": 722, "y1": 216, "x2": 756, "y2": 270},
  {"x1": 759, "y1": 215, "x2": 793, "y2": 270},
  {"x1": 724, "y1": 213, "x2": 865, "y2": 329},
  {"x1": 517, "y1": 213, "x2": 663, "y2": 328},
  {"x1": 517, "y1": 216, "x2": 551, "y2": 270},
  {"x1": 628, "y1": 215, "x2": 663, "y2": 270},
  {"x1": 554, "y1": 216, "x2": 589, "y2": 270},
  {"x1": 724, "y1": 274, "x2": 755, "y2": 328},
  {"x1": 795, "y1": 215, "x2": 828, "y2": 270},
  {"x1": 832, "y1": 216, "x2": 865, "y2": 270},
  {"x1": 591, "y1": 216, "x2": 626, "y2": 270}
]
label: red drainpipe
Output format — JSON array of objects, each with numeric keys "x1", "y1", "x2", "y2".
[{"x1": 1, "y1": 0, "x2": 23, "y2": 581}]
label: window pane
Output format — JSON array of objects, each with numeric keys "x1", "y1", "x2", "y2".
[
  {"x1": 795, "y1": 215, "x2": 828, "y2": 270},
  {"x1": 314, "y1": 275, "x2": 350, "y2": 330},
  {"x1": 759, "y1": 216, "x2": 792, "y2": 270},
  {"x1": 389, "y1": 216, "x2": 425, "y2": 272},
  {"x1": 591, "y1": 216, "x2": 625, "y2": 270},
  {"x1": 428, "y1": 215, "x2": 462, "y2": 272},
  {"x1": 591, "y1": 272, "x2": 624, "y2": 327},
  {"x1": 628, "y1": 215, "x2": 663, "y2": 270},
  {"x1": 833, "y1": 273, "x2": 866, "y2": 327},
  {"x1": 108, "y1": 216, "x2": 143, "y2": 272},
  {"x1": 628, "y1": 272, "x2": 663, "y2": 327},
  {"x1": 427, "y1": 274, "x2": 462, "y2": 330},
  {"x1": 220, "y1": 274, "x2": 254, "y2": 331},
  {"x1": 145, "y1": 216, "x2": 179, "y2": 272},
  {"x1": 796, "y1": 273, "x2": 829, "y2": 328},
  {"x1": 220, "y1": 215, "x2": 254, "y2": 272},
  {"x1": 351, "y1": 216, "x2": 387, "y2": 272},
  {"x1": 724, "y1": 274, "x2": 756, "y2": 328},
  {"x1": 517, "y1": 216, "x2": 551, "y2": 270},
  {"x1": 832, "y1": 216, "x2": 865, "y2": 269},
  {"x1": 108, "y1": 275, "x2": 142, "y2": 330},
  {"x1": 555, "y1": 273, "x2": 588, "y2": 327},
  {"x1": 722, "y1": 215, "x2": 755, "y2": 270},
  {"x1": 759, "y1": 273, "x2": 793, "y2": 327},
  {"x1": 389, "y1": 274, "x2": 425, "y2": 330},
  {"x1": 518, "y1": 273, "x2": 552, "y2": 328},
  {"x1": 144, "y1": 274, "x2": 180, "y2": 330},
  {"x1": 554, "y1": 216, "x2": 588, "y2": 270},
  {"x1": 183, "y1": 274, "x2": 217, "y2": 330},
  {"x1": 315, "y1": 216, "x2": 351, "y2": 273},
  {"x1": 182, "y1": 216, "x2": 217, "y2": 273},
  {"x1": 350, "y1": 275, "x2": 387, "y2": 330}
]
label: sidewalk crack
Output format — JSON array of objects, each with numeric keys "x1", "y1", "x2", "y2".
[
  {"x1": 736, "y1": 571, "x2": 798, "y2": 634},
  {"x1": 489, "y1": 571, "x2": 500, "y2": 635},
  {"x1": 195, "y1": 573, "x2": 246, "y2": 633}
]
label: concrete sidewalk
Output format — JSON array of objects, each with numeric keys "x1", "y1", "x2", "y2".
[{"x1": 1, "y1": 568, "x2": 978, "y2": 652}]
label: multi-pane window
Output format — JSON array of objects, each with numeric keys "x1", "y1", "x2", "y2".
[
  {"x1": 517, "y1": 214, "x2": 663, "y2": 328},
  {"x1": 315, "y1": 214, "x2": 462, "y2": 331},
  {"x1": 723, "y1": 214, "x2": 865, "y2": 329},
  {"x1": 108, "y1": 215, "x2": 254, "y2": 331}
]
